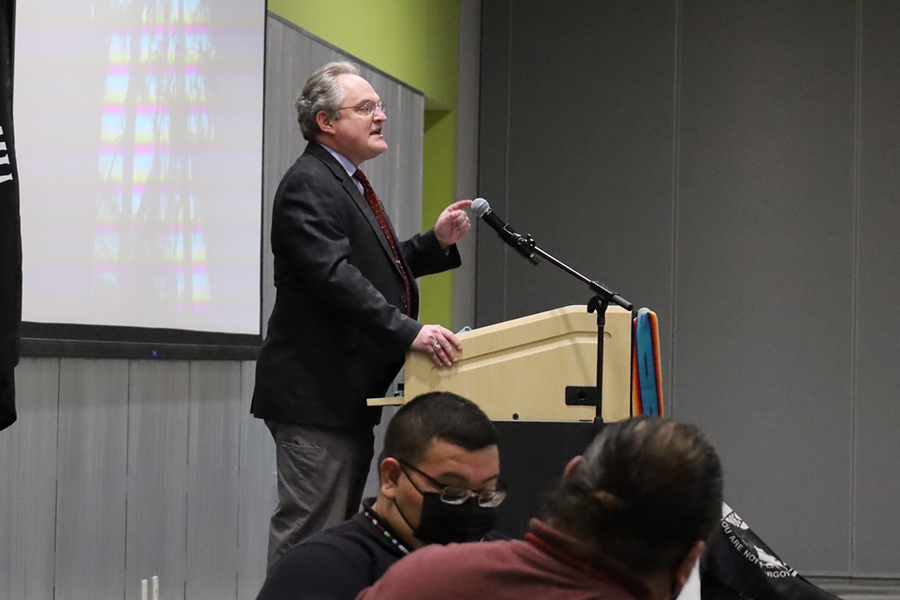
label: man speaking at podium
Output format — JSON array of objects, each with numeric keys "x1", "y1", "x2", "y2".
[{"x1": 251, "y1": 61, "x2": 472, "y2": 571}]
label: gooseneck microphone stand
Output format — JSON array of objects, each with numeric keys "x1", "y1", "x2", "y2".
[{"x1": 514, "y1": 233, "x2": 633, "y2": 435}]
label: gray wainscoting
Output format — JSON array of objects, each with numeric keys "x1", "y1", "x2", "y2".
[
  {"x1": 1, "y1": 358, "x2": 275, "y2": 600},
  {"x1": 1, "y1": 359, "x2": 59, "y2": 600}
]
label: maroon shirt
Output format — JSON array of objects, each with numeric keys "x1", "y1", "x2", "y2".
[{"x1": 357, "y1": 519, "x2": 652, "y2": 600}]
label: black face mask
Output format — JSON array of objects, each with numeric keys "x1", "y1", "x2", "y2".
[{"x1": 408, "y1": 493, "x2": 499, "y2": 545}]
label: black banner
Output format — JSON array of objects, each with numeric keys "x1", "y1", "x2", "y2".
[
  {"x1": 0, "y1": 0, "x2": 21, "y2": 432},
  {"x1": 701, "y1": 506, "x2": 840, "y2": 600}
]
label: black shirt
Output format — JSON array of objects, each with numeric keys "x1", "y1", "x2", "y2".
[{"x1": 256, "y1": 499, "x2": 408, "y2": 600}]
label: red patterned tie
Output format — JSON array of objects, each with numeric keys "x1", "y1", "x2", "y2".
[{"x1": 353, "y1": 169, "x2": 412, "y2": 316}]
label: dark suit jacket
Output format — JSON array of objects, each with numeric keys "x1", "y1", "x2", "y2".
[{"x1": 252, "y1": 142, "x2": 460, "y2": 428}]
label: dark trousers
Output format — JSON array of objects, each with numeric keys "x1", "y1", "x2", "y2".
[{"x1": 265, "y1": 420, "x2": 374, "y2": 572}]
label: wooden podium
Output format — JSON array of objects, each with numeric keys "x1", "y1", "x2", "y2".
[{"x1": 369, "y1": 305, "x2": 633, "y2": 423}]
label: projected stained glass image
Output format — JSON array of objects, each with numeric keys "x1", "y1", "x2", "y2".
[
  {"x1": 95, "y1": 0, "x2": 213, "y2": 314},
  {"x1": 15, "y1": 0, "x2": 264, "y2": 334}
]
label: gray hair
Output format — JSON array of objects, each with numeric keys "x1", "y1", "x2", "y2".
[{"x1": 295, "y1": 61, "x2": 360, "y2": 141}]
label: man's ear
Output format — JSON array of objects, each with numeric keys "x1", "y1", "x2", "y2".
[
  {"x1": 315, "y1": 110, "x2": 335, "y2": 135},
  {"x1": 379, "y1": 457, "x2": 402, "y2": 499},
  {"x1": 675, "y1": 540, "x2": 705, "y2": 589},
  {"x1": 563, "y1": 455, "x2": 583, "y2": 477}
]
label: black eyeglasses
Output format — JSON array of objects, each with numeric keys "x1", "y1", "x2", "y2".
[
  {"x1": 399, "y1": 461, "x2": 507, "y2": 508},
  {"x1": 339, "y1": 100, "x2": 386, "y2": 116}
]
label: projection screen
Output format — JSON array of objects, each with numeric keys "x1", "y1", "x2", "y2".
[{"x1": 15, "y1": 0, "x2": 265, "y2": 338}]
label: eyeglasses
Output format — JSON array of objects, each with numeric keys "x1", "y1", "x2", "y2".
[
  {"x1": 339, "y1": 100, "x2": 386, "y2": 116},
  {"x1": 399, "y1": 461, "x2": 507, "y2": 508}
]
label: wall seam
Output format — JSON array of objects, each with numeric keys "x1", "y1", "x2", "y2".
[
  {"x1": 669, "y1": 0, "x2": 683, "y2": 417},
  {"x1": 473, "y1": 0, "x2": 483, "y2": 328},
  {"x1": 52, "y1": 358, "x2": 62, "y2": 600},
  {"x1": 850, "y1": 0, "x2": 863, "y2": 576},
  {"x1": 123, "y1": 360, "x2": 132, "y2": 600},
  {"x1": 185, "y1": 362, "x2": 193, "y2": 586},
  {"x1": 502, "y1": 0, "x2": 513, "y2": 321},
  {"x1": 235, "y1": 363, "x2": 245, "y2": 600}
]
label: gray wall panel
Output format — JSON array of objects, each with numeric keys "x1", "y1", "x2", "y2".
[
  {"x1": 0, "y1": 358, "x2": 59, "y2": 600},
  {"x1": 477, "y1": 0, "x2": 886, "y2": 576},
  {"x1": 854, "y1": 0, "x2": 900, "y2": 577},
  {"x1": 475, "y1": 0, "x2": 512, "y2": 327},
  {"x1": 55, "y1": 359, "x2": 129, "y2": 600},
  {"x1": 237, "y1": 361, "x2": 275, "y2": 600},
  {"x1": 261, "y1": 18, "x2": 307, "y2": 333},
  {"x1": 186, "y1": 361, "x2": 242, "y2": 600},
  {"x1": 454, "y1": 0, "x2": 482, "y2": 331},
  {"x1": 125, "y1": 361, "x2": 190, "y2": 600},
  {"x1": 478, "y1": 1, "x2": 678, "y2": 400},
  {"x1": 674, "y1": 0, "x2": 855, "y2": 574}
]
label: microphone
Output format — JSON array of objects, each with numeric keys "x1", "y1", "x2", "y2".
[{"x1": 472, "y1": 198, "x2": 540, "y2": 265}]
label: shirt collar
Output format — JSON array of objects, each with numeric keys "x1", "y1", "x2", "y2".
[
  {"x1": 318, "y1": 141, "x2": 356, "y2": 172},
  {"x1": 318, "y1": 143, "x2": 364, "y2": 193}
]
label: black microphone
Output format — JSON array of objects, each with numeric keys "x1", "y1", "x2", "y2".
[{"x1": 472, "y1": 198, "x2": 539, "y2": 265}]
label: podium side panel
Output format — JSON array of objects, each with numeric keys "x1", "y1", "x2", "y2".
[{"x1": 492, "y1": 421, "x2": 596, "y2": 538}]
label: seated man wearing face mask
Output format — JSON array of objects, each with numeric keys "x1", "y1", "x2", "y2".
[
  {"x1": 255, "y1": 391, "x2": 505, "y2": 600},
  {"x1": 358, "y1": 416, "x2": 724, "y2": 600}
]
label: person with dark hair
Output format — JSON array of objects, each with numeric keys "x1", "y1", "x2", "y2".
[
  {"x1": 255, "y1": 392, "x2": 506, "y2": 600},
  {"x1": 358, "y1": 416, "x2": 724, "y2": 600},
  {"x1": 251, "y1": 60, "x2": 474, "y2": 570}
]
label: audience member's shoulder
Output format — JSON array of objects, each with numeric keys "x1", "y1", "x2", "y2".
[
  {"x1": 357, "y1": 540, "x2": 518, "y2": 600},
  {"x1": 257, "y1": 520, "x2": 373, "y2": 600},
  {"x1": 394, "y1": 538, "x2": 515, "y2": 572},
  {"x1": 297, "y1": 517, "x2": 368, "y2": 557}
]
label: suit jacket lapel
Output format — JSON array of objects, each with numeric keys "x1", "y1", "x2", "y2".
[{"x1": 306, "y1": 143, "x2": 409, "y2": 277}]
